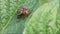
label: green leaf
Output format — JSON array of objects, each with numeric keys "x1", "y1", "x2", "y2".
[
  {"x1": 0, "y1": 0, "x2": 39, "y2": 34},
  {"x1": 23, "y1": 0, "x2": 60, "y2": 34},
  {"x1": 0, "y1": 0, "x2": 60, "y2": 34}
]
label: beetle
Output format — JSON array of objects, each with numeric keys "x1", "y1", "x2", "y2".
[{"x1": 17, "y1": 7, "x2": 31, "y2": 19}]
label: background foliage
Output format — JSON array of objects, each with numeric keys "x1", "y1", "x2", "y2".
[{"x1": 0, "y1": 0, "x2": 60, "y2": 34}]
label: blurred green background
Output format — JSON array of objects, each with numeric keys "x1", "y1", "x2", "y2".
[{"x1": 0, "y1": 0, "x2": 60, "y2": 34}]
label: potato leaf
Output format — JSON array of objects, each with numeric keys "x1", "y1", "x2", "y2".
[
  {"x1": 23, "y1": 0, "x2": 60, "y2": 34},
  {"x1": 0, "y1": 0, "x2": 39, "y2": 34}
]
